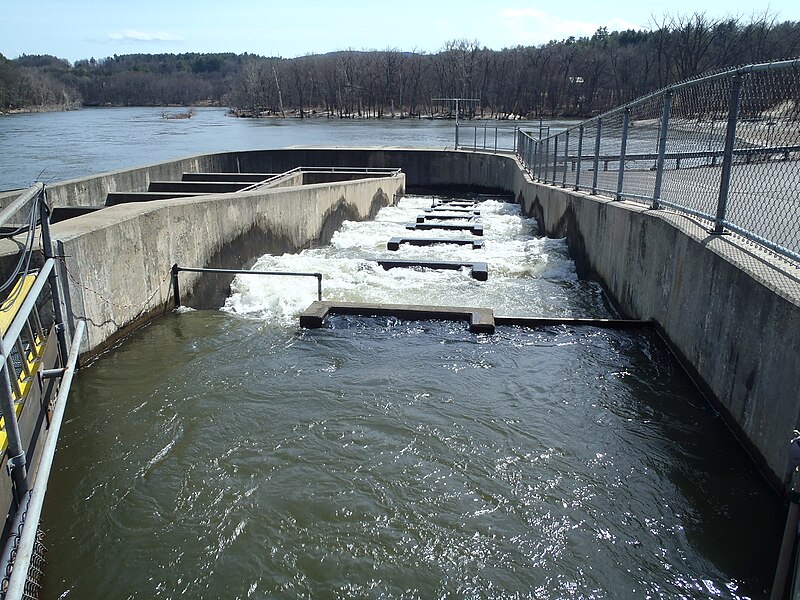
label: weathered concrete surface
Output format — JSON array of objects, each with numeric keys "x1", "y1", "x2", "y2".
[
  {"x1": 511, "y1": 164, "x2": 800, "y2": 491},
  {"x1": 48, "y1": 175, "x2": 404, "y2": 356}
]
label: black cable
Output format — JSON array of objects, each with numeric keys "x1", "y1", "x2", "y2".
[{"x1": 0, "y1": 194, "x2": 40, "y2": 298}]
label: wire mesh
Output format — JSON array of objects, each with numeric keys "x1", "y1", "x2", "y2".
[
  {"x1": 619, "y1": 94, "x2": 663, "y2": 204},
  {"x1": 593, "y1": 111, "x2": 625, "y2": 197},
  {"x1": 657, "y1": 76, "x2": 732, "y2": 220},
  {"x1": 725, "y1": 68, "x2": 800, "y2": 257},
  {"x1": 516, "y1": 60, "x2": 800, "y2": 264},
  {"x1": 574, "y1": 121, "x2": 599, "y2": 193}
]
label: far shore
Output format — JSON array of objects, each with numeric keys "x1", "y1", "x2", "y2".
[{"x1": 1, "y1": 103, "x2": 550, "y2": 122}]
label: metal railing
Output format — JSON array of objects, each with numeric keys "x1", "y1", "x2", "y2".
[
  {"x1": 516, "y1": 58, "x2": 800, "y2": 264},
  {"x1": 238, "y1": 166, "x2": 403, "y2": 193},
  {"x1": 455, "y1": 124, "x2": 521, "y2": 153},
  {"x1": 0, "y1": 184, "x2": 84, "y2": 600}
]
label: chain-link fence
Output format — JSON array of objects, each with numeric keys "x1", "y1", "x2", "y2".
[{"x1": 517, "y1": 59, "x2": 800, "y2": 264}]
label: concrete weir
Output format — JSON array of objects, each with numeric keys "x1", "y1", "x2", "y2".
[
  {"x1": 1, "y1": 147, "x2": 798, "y2": 491},
  {"x1": 375, "y1": 259, "x2": 489, "y2": 281},
  {"x1": 300, "y1": 301, "x2": 496, "y2": 333},
  {"x1": 405, "y1": 222, "x2": 484, "y2": 235},
  {"x1": 387, "y1": 236, "x2": 485, "y2": 251}
]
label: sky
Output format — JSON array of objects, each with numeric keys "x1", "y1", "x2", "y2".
[{"x1": 2, "y1": 0, "x2": 799, "y2": 63}]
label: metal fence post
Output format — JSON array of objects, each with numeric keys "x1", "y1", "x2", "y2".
[
  {"x1": 40, "y1": 188, "x2": 71, "y2": 360},
  {"x1": 616, "y1": 108, "x2": 630, "y2": 200},
  {"x1": 171, "y1": 264, "x2": 181, "y2": 307},
  {"x1": 575, "y1": 125, "x2": 584, "y2": 190},
  {"x1": 713, "y1": 74, "x2": 743, "y2": 234},
  {"x1": 542, "y1": 137, "x2": 550, "y2": 183},
  {"x1": 534, "y1": 140, "x2": 541, "y2": 181},
  {"x1": 551, "y1": 136, "x2": 559, "y2": 185},
  {"x1": 528, "y1": 138, "x2": 535, "y2": 175},
  {"x1": 652, "y1": 89, "x2": 673, "y2": 209},
  {"x1": 562, "y1": 130, "x2": 570, "y2": 188},
  {"x1": 592, "y1": 118, "x2": 602, "y2": 195}
]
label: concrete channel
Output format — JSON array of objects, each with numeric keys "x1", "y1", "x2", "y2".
[{"x1": 0, "y1": 147, "x2": 798, "y2": 498}]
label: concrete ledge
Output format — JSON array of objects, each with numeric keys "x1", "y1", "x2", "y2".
[
  {"x1": 181, "y1": 173, "x2": 279, "y2": 182},
  {"x1": 375, "y1": 259, "x2": 489, "y2": 281},
  {"x1": 405, "y1": 222, "x2": 483, "y2": 235},
  {"x1": 148, "y1": 181, "x2": 253, "y2": 193},
  {"x1": 106, "y1": 191, "x2": 206, "y2": 205},
  {"x1": 387, "y1": 237, "x2": 485, "y2": 251},
  {"x1": 433, "y1": 200, "x2": 477, "y2": 208},
  {"x1": 299, "y1": 301, "x2": 496, "y2": 333},
  {"x1": 416, "y1": 214, "x2": 475, "y2": 223},
  {"x1": 425, "y1": 208, "x2": 481, "y2": 216}
]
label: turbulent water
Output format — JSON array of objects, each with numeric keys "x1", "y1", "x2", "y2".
[
  {"x1": 40, "y1": 195, "x2": 781, "y2": 599},
  {"x1": 223, "y1": 197, "x2": 604, "y2": 322}
]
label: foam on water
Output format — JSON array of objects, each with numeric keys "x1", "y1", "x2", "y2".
[{"x1": 223, "y1": 195, "x2": 597, "y2": 324}]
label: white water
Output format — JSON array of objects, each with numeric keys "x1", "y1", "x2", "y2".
[{"x1": 223, "y1": 195, "x2": 603, "y2": 325}]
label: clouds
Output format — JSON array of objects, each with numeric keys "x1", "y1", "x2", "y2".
[
  {"x1": 107, "y1": 30, "x2": 184, "y2": 43},
  {"x1": 499, "y1": 7, "x2": 644, "y2": 45}
]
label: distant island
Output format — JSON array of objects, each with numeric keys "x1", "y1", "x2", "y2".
[{"x1": 2, "y1": 13, "x2": 798, "y2": 119}]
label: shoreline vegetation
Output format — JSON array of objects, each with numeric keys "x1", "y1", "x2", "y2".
[{"x1": 1, "y1": 14, "x2": 799, "y2": 120}]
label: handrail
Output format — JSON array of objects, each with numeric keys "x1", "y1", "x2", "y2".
[
  {"x1": 0, "y1": 184, "x2": 42, "y2": 231},
  {"x1": 238, "y1": 166, "x2": 403, "y2": 193},
  {"x1": 172, "y1": 265, "x2": 323, "y2": 304},
  {"x1": 3, "y1": 320, "x2": 85, "y2": 600}
]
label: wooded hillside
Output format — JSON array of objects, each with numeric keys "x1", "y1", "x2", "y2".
[{"x1": 1, "y1": 14, "x2": 798, "y2": 118}]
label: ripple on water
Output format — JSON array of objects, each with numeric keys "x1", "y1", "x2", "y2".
[{"x1": 40, "y1": 315, "x2": 781, "y2": 599}]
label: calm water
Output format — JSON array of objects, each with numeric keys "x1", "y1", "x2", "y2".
[
  {"x1": 0, "y1": 107, "x2": 566, "y2": 191},
  {"x1": 38, "y1": 193, "x2": 782, "y2": 599}
]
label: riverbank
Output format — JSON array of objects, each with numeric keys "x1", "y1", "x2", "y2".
[
  {"x1": 227, "y1": 106, "x2": 536, "y2": 120},
  {"x1": 0, "y1": 101, "x2": 81, "y2": 115}
]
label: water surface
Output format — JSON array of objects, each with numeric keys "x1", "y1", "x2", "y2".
[{"x1": 40, "y1": 196, "x2": 781, "y2": 599}]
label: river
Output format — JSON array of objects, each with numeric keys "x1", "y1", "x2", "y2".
[
  {"x1": 0, "y1": 108, "x2": 784, "y2": 598},
  {"x1": 0, "y1": 107, "x2": 560, "y2": 191}
]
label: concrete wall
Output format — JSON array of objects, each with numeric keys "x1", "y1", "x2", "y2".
[
  {"x1": 51, "y1": 175, "x2": 404, "y2": 356},
  {"x1": 25, "y1": 149, "x2": 513, "y2": 209},
  {"x1": 510, "y1": 167, "x2": 800, "y2": 490}
]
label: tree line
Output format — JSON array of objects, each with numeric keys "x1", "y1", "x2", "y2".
[{"x1": 1, "y1": 13, "x2": 799, "y2": 118}]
